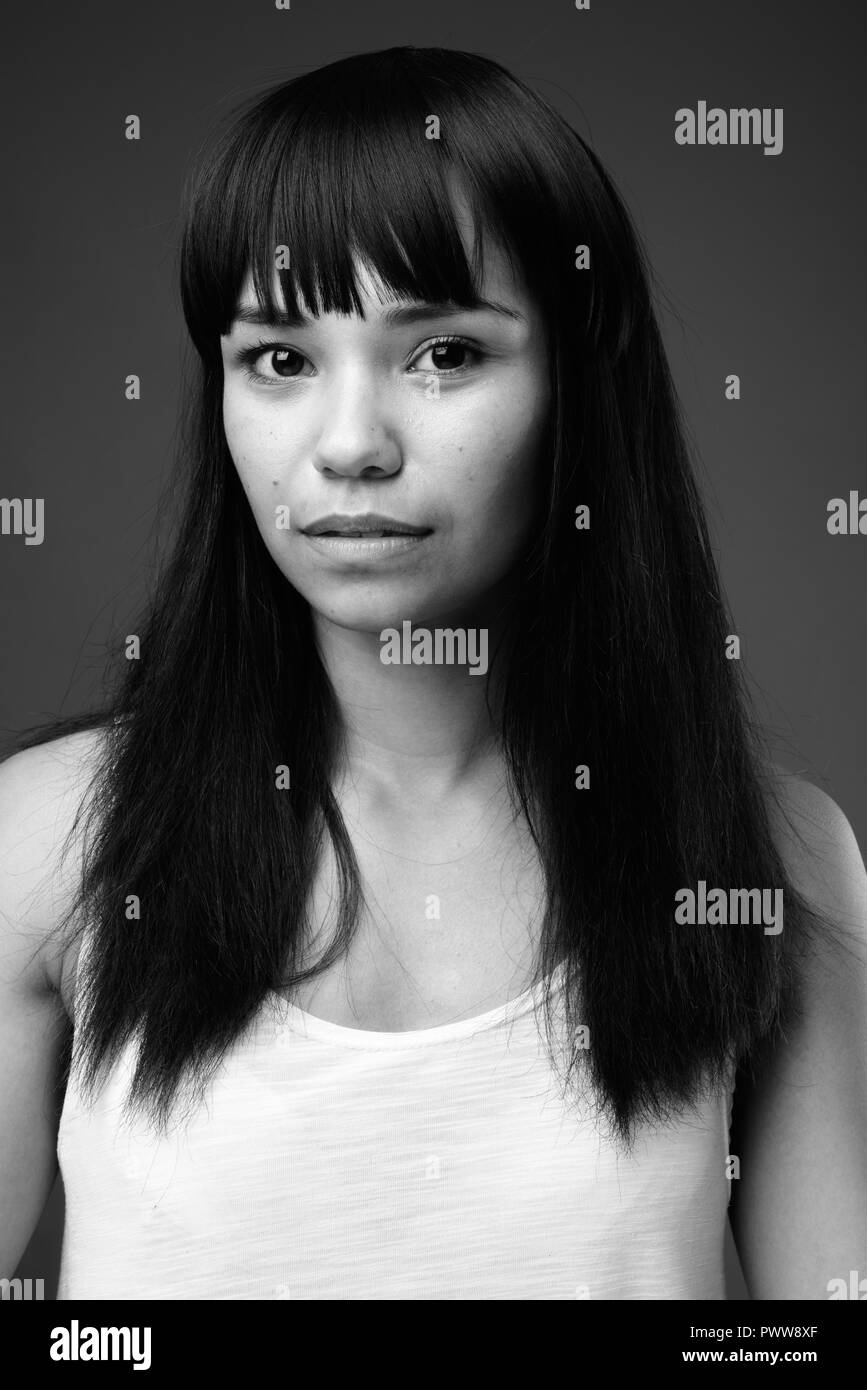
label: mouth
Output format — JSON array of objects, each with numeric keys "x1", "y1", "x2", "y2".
[
  {"x1": 314, "y1": 529, "x2": 429, "y2": 539},
  {"x1": 301, "y1": 528, "x2": 432, "y2": 563},
  {"x1": 302, "y1": 513, "x2": 433, "y2": 539}
]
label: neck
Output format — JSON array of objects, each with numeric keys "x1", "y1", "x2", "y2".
[{"x1": 312, "y1": 605, "x2": 512, "y2": 799}]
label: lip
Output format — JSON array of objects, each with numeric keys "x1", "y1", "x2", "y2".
[
  {"x1": 301, "y1": 512, "x2": 433, "y2": 538},
  {"x1": 302, "y1": 532, "x2": 430, "y2": 560}
]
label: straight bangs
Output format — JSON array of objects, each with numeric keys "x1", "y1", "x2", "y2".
[{"x1": 178, "y1": 47, "x2": 611, "y2": 367}]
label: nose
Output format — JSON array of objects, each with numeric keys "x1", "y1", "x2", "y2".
[{"x1": 311, "y1": 369, "x2": 402, "y2": 480}]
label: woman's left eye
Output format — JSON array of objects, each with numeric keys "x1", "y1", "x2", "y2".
[{"x1": 410, "y1": 336, "x2": 481, "y2": 374}]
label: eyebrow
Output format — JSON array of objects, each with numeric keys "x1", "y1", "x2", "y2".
[{"x1": 229, "y1": 298, "x2": 526, "y2": 330}]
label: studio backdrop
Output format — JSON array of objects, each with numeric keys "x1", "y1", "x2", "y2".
[{"x1": 2, "y1": 0, "x2": 864, "y2": 1301}]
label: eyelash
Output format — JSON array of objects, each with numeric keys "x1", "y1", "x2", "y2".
[{"x1": 235, "y1": 334, "x2": 482, "y2": 387}]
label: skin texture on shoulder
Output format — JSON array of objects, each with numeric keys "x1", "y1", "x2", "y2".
[
  {"x1": 731, "y1": 768, "x2": 867, "y2": 1299},
  {"x1": 0, "y1": 727, "x2": 105, "y2": 1277},
  {"x1": 0, "y1": 729, "x2": 105, "y2": 994}
]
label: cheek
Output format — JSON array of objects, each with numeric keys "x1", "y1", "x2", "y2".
[
  {"x1": 224, "y1": 393, "x2": 262, "y2": 467},
  {"x1": 222, "y1": 395, "x2": 288, "y2": 543},
  {"x1": 223, "y1": 393, "x2": 279, "y2": 487},
  {"x1": 449, "y1": 387, "x2": 548, "y2": 536},
  {"x1": 222, "y1": 387, "x2": 246, "y2": 454}
]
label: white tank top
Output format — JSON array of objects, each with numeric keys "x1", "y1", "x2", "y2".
[{"x1": 57, "y1": 951, "x2": 734, "y2": 1300}]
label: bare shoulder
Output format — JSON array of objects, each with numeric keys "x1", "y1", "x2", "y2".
[
  {"x1": 0, "y1": 727, "x2": 109, "y2": 1000},
  {"x1": 758, "y1": 762, "x2": 867, "y2": 1057},
  {"x1": 729, "y1": 767, "x2": 867, "y2": 1296},
  {"x1": 764, "y1": 764, "x2": 867, "y2": 930}
]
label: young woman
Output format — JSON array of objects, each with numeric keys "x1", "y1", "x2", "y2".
[{"x1": 1, "y1": 46, "x2": 866, "y2": 1302}]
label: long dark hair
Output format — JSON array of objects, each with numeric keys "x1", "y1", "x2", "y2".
[{"x1": 10, "y1": 45, "x2": 826, "y2": 1144}]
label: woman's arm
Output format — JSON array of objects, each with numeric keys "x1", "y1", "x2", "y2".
[
  {"x1": 729, "y1": 773, "x2": 867, "y2": 1299},
  {"x1": 0, "y1": 737, "x2": 93, "y2": 1278}
]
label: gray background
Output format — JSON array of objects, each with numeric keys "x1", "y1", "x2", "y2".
[{"x1": 4, "y1": 0, "x2": 864, "y2": 1301}]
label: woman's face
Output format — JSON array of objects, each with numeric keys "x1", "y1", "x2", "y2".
[{"x1": 219, "y1": 229, "x2": 551, "y2": 634}]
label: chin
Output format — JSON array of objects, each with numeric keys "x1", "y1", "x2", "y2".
[
  {"x1": 297, "y1": 590, "x2": 432, "y2": 634},
  {"x1": 304, "y1": 588, "x2": 477, "y2": 636}
]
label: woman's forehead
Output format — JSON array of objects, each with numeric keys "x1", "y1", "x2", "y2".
[{"x1": 233, "y1": 237, "x2": 527, "y2": 323}]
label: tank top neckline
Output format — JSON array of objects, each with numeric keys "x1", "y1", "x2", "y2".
[{"x1": 267, "y1": 957, "x2": 569, "y2": 1049}]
